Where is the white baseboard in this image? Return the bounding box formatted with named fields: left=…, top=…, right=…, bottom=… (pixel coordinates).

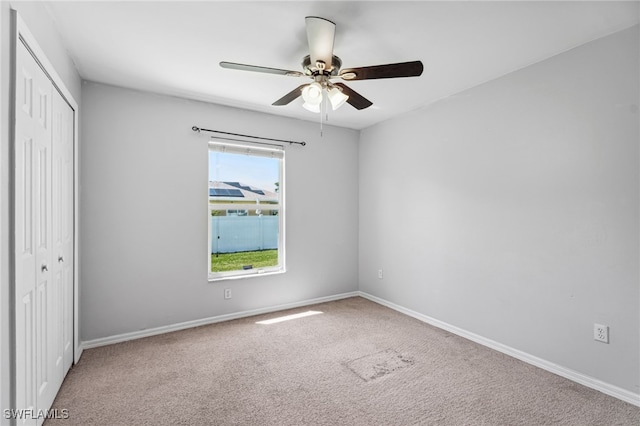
left=358, top=291, right=640, bottom=408
left=81, top=291, right=359, bottom=350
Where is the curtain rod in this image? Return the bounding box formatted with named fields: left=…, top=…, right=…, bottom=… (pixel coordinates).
left=192, top=126, right=306, bottom=146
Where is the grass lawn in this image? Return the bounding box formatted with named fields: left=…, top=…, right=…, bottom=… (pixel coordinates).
left=211, top=249, right=278, bottom=272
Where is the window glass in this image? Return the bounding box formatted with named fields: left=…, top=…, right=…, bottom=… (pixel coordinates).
left=208, top=141, right=284, bottom=280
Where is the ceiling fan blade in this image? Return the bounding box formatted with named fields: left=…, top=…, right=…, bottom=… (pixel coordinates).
left=220, top=61, right=303, bottom=77
left=334, top=83, right=373, bottom=110
left=305, top=16, right=335, bottom=69
left=272, top=84, right=309, bottom=106
left=339, top=61, right=424, bottom=80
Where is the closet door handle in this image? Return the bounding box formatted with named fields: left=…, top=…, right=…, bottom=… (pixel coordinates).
left=58, top=256, right=64, bottom=263
left=41, top=264, right=48, bottom=272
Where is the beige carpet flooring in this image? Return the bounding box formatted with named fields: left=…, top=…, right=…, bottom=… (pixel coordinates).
left=45, top=297, right=640, bottom=425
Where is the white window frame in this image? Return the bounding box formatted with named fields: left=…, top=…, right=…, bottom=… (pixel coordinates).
left=208, top=140, right=285, bottom=281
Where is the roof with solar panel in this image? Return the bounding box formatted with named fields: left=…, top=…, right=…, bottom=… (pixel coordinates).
left=208, top=181, right=277, bottom=202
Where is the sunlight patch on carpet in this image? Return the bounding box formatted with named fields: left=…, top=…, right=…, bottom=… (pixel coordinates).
left=345, top=349, right=415, bottom=382
left=255, top=310, right=323, bottom=325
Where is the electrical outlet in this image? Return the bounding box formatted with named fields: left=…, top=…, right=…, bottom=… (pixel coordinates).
left=594, top=323, right=609, bottom=343
left=378, top=269, right=383, bottom=279
left=224, top=288, right=232, bottom=300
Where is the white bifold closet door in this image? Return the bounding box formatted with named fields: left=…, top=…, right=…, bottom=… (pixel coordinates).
left=52, top=78, right=74, bottom=378
left=15, top=36, right=74, bottom=426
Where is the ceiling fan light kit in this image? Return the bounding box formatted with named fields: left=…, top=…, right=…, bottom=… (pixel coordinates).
left=302, top=82, right=323, bottom=106
left=327, top=87, right=348, bottom=110
left=220, top=15, right=424, bottom=122
left=302, top=102, right=321, bottom=113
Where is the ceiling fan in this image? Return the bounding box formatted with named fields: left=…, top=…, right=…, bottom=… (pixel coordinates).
left=220, top=16, right=424, bottom=113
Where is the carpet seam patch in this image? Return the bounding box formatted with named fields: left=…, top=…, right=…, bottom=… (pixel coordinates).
left=344, top=348, right=415, bottom=382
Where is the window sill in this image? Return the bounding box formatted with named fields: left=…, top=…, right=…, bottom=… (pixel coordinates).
left=208, top=268, right=285, bottom=283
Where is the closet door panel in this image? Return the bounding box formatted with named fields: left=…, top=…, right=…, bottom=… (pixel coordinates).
left=52, top=89, right=74, bottom=382
left=15, top=38, right=57, bottom=424
left=61, top=98, right=74, bottom=372
left=33, top=55, right=56, bottom=420
left=14, top=39, right=40, bottom=426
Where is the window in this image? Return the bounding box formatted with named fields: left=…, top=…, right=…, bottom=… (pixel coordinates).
left=208, top=140, right=285, bottom=280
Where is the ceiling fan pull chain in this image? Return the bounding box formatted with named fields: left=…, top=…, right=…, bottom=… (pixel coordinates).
left=320, top=104, right=323, bottom=137
left=324, top=92, right=328, bottom=122
left=320, top=94, right=325, bottom=137
left=325, top=96, right=329, bottom=123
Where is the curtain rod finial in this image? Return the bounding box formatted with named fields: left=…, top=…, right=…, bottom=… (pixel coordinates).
left=192, top=126, right=201, bottom=133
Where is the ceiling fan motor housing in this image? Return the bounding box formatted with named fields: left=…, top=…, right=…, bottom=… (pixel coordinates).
left=302, top=54, right=342, bottom=76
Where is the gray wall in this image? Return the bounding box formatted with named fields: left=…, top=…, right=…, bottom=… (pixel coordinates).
left=80, top=82, right=359, bottom=341
left=0, top=3, right=82, bottom=423
left=359, top=25, right=639, bottom=393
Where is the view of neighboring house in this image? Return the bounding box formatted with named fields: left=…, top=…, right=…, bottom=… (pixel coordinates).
left=209, top=181, right=279, bottom=216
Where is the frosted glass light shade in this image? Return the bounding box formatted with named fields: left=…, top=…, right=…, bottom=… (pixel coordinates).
left=302, top=82, right=323, bottom=105
left=302, top=102, right=320, bottom=113
left=327, top=87, right=348, bottom=110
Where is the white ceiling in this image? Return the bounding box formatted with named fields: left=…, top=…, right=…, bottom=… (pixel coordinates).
left=44, top=1, right=639, bottom=130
